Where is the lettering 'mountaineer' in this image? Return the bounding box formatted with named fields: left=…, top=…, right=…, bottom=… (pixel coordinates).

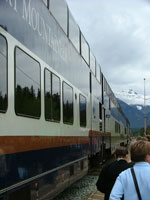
left=22, top=0, right=50, bottom=42
left=22, top=0, right=67, bottom=62
left=22, top=0, right=31, bottom=25
left=5, top=0, right=17, bottom=12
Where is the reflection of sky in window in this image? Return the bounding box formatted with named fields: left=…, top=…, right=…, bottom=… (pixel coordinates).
left=42, top=0, right=48, bottom=6
left=0, top=37, right=6, bottom=56
left=111, top=101, right=126, bottom=125
left=81, top=34, right=89, bottom=64
left=104, top=93, right=109, bottom=108
left=80, top=95, right=86, bottom=110
left=96, top=64, right=101, bottom=82
left=0, top=54, right=7, bottom=97
left=0, top=36, right=7, bottom=97
left=63, top=83, right=73, bottom=104
left=92, top=75, right=101, bottom=101
left=45, top=70, right=51, bottom=93
left=69, top=12, right=80, bottom=52
left=50, top=0, right=67, bottom=35
left=16, top=48, right=40, bottom=97
left=52, top=74, right=60, bottom=95
left=90, top=51, right=95, bottom=75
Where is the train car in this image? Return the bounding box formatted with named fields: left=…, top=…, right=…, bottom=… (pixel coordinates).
left=102, top=75, right=130, bottom=154
left=0, top=0, right=130, bottom=199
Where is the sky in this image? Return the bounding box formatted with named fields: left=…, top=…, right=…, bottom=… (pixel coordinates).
left=66, top=0, right=150, bottom=98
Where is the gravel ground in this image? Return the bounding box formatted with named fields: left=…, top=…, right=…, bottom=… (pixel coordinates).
left=53, top=175, right=98, bottom=200
left=53, top=158, right=114, bottom=200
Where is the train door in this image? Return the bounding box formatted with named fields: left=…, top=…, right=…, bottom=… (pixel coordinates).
left=89, top=72, right=102, bottom=156
left=103, top=107, right=106, bottom=133
left=90, top=96, right=100, bottom=155
left=91, top=96, right=99, bottom=131
left=99, top=102, right=102, bottom=131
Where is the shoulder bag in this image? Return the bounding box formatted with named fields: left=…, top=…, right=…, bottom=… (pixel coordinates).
left=131, top=167, right=142, bottom=200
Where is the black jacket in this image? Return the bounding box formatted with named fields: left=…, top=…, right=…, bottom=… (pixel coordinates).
left=96, top=160, right=133, bottom=200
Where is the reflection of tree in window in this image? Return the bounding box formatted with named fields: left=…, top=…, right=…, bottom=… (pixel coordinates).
left=15, top=48, right=41, bottom=118
left=52, top=74, right=60, bottom=121
left=45, top=69, right=52, bottom=120
left=63, top=82, right=73, bottom=124
left=45, top=69, right=60, bottom=122
left=80, top=94, right=86, bottom=127
left=0, top=35, right=7, bottom=112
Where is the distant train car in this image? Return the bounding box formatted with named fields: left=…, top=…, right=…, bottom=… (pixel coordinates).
left=102, top=75, right=130, bottom=154
left=0, top=0, right=130, bottom=199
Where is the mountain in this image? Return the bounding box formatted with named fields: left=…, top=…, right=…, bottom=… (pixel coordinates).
left=115, top=89, right=150, bottom=129
left=115, top=89, right=150, bottom=106
left=117, top=99, right=145, bottom=129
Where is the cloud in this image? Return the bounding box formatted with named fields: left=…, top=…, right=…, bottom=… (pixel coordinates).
left=66, top=0, right=150, bottom=96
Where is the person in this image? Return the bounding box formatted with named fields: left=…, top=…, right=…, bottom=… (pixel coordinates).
left=96, top=146, right=132, bottom=200
left=109, top=140, right=150, bottom=200
left=135, top=136, right=148, bottom=141
left=129, top=137, right=134, bottom=145
left=146, top=135, right=150, bottom=142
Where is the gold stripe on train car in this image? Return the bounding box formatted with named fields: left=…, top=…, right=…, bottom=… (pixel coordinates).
left=0, top=136, right=90, bottom=155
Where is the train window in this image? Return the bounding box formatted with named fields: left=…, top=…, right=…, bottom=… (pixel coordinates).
left=96, top=64, right=101, bottom=82
left=15, top=47, right=41, bottom=118
left=103, top=108, right=106, bottom=132
left=49, top=0, right=68, bottom=35
left=45, top=69, right=52, bottom=120
left=99, top=103, right=102, bottom=120
left=69, top=11, right=80, bottom=52
left=52, top=73, right=61, bottom=121
left=79, top=94, right=86, bottom=127
left=0, top=35, right=7, bottom=112
left=92, top=74, right=102, bottom=102
left=125, top=128, right=127, bottom=134
left=81, top=34, right=89, bottom=65
left=109, top=98, right=111, bottom=110
left=42, top=0, right=48, bottom=7
left=90, top=51, right=95, bottom=75
left=103, top=78, right=106, bottom=92
left=45, top=69, right=60, bottom=122
left=115, top=121, right=120, bottom=133
left=63, top=82, right=73, bottom=124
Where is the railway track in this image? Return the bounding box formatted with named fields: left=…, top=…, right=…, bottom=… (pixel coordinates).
left=53, top=157, right=114, bottom=200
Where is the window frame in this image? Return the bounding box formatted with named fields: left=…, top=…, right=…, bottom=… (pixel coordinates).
left=62, top=81, right=74, bottom=125
left=81, top=33, right=90, bottom=65
left=90, top=51, right=96, bottom=75
left=68, top=11, right=80, bottom=52
left=79, top=94, right=87, bottom=127
left=42, top=0, right=49, bottom=8
left=96, top=63, right=101, bottom=83
left=49, top=0, right=68, bottom=35
left=44, top=68, right=61, bottom=123
left=0, top=34, right=8, bottom=113
left=14, top=46, right=41, bottom=119
left=115, top=121, right=120, bottom=133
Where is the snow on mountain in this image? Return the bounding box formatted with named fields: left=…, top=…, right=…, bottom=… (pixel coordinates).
left=136, top=105, right=142, bottom=110
left=115, top=89, right=150, bottom=106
